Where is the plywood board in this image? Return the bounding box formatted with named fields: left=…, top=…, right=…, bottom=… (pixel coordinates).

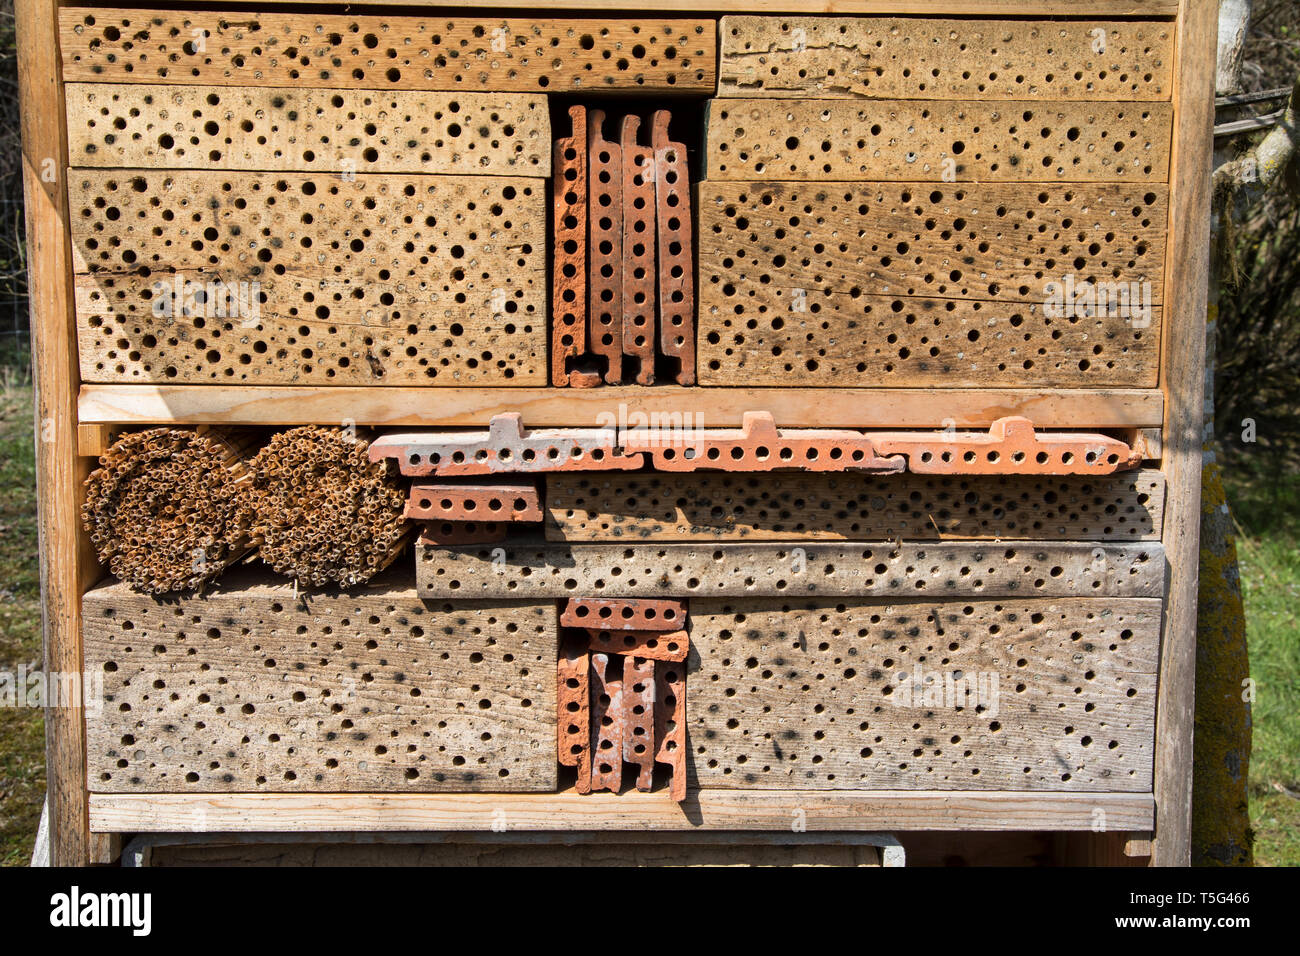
left=83, top=571, right=558, bottom=792
left=544, top=469, right=1165, bottom=541
left=70, top=170, right=546, bottom=385
left=60, top=10, right=716, bottom=93
left=688, top=597, right=1160, bottom=790
left=704, top=100, right=1172, bottom=182
left=717, top=17, right=1173, bottom=100
left=416, top=539, right=1165, bottom=599
left=66, top=83, right=550, bottom=174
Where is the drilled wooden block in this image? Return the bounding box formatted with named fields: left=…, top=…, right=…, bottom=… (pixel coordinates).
left=590, top=653, right=623, bottom=792
left=552, top=105, right=587, bottom=387
left=561, top=597, right=686, bottom=631
left=558, top=636, right=592, bottom=793
left=405, top=483, right=542, bottom=522
left=653, top=110, right=695, bottom=385
left=655, top=660, right=687, bottom=802
left=67, top=83, right=550, bottom=174
left=717, top=17, right=1173, bottom=101
left=698, top=181, right=1167, bottom=310
left=621, top=115, right=657, bottom=385
left=417, top=540, right=1166, bottom=600
left=587, top=629, right=688, bottom=663
left=698, top=293, right=1161, bottom=388
left=705, top=100, right=1172, bottom=182
left=623, top=656, right=656, bottom=791
left=588, top=110, right=623, bottom=384
left=62, top=11, right=717, bottom=92
left=689, top=597, right=1160, bottom=790
left=70, top=170, right=545, bottom=385
left=83, top=572, right=558, bottom=792
left=545, top=469, right=1165, bottom=542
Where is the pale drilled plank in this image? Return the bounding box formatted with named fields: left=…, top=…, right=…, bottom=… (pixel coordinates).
left=704, top=100, right=1172, bottom=182
left=70, top=170, right=546, bottom=385
left=66, top=83, right=550, bottom=174
left=88, top=790, right=1157, bottom=834
left=544, top=469, right=1165, bottom=542
left=60, top=9, right=716, bottom=93
left=82, top=570, right=558, bottom=792
left=717, top=17, right=1173, bottom=100
left=416, top=539, right=1165, bottom=599
left=689, top=597, right=1160, bottom=790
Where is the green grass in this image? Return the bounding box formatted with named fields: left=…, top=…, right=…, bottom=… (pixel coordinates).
left=0, top=371, right=44, bottom=866
left=1223, top=454, right=1300, bottom=867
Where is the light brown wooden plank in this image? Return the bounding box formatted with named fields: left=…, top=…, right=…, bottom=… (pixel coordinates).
left=77, top=385, right=1166, bottom=428
left=178, top=2, right=1180, bottom=14
left=705, top=100, right=1172, bottom=182
left=60, top=10, right=716, bottom=93
left=66, top=83, right=550, bottom=175
left=416, top=540, right=1165, bottom=599
left=1153, top=0, right=1215, bottom=868
left=544, top=469, right=1165, bottom=541
left=82, top=570, right=557, bottom=792
left=88, top=789, right=1157, bottom=833
left=689, top=597, right=1160, bottom=790
left=69, top=169, right=546, bottom=385
left=697, top=181, right=1168, bottom=311
left=717, top=17, right=1173, bottom=101
left=17, top=0, right=93, bottom=866
left=700, top=294, right=1161, bottom=388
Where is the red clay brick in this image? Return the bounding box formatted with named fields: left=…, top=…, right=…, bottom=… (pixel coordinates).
left=589, top=652, right=623, bottom=793
left=655, top=660, right=687, bottom=802
left=562, top=597, right=687, bottom=632
left=867, top=416, right=1143, bottom=475
left=416, top=521, right=508, bottom=546
left=558, top=637, right=592, bottom=794
left=551, top=105, right=588, bottom=387
left=369, top=414, right=644, bottom=477
left=653, top=110, right=695, bottom=386
left=620, top=115, right=657, bottom=385
left=623, top=656, right=656, bottom=792
left=405, top=482, right=542, bottom=522
left=588, top=109, right=624, bottom=385
left=623, top=411, right=905, bottom=473
left=586, top=628, right=687, bottom=663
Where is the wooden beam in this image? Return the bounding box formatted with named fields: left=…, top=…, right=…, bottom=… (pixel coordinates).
left=78, top=385, right=1165, bottom=428
left=17, top=0, right=92, bottom=866
left=89, top=790, right=1155, bottom=833
left=1152, top=0, right=1215, bottom=868
left=217, top=2, right=1179, bottom=14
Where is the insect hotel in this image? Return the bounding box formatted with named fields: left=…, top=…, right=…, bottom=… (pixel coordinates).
left=18, top=0, right=1213, bottom=865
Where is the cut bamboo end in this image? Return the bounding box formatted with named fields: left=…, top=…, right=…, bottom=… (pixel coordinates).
left=81, top=427, right=260, bottom=594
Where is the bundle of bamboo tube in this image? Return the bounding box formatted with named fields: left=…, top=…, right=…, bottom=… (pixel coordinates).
left=81, top=427, right=259, bottom=593
left=242, top=426, right=410, bottom=587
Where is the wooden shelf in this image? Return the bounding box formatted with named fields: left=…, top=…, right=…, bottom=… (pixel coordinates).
left=90, top=790, right=1155, bottom=834
left=78, top=385, right=1164, bottom=429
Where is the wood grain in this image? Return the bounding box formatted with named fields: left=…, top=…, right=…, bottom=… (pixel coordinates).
left=717, top=17, right=1173, bottom=101
left=83, top=571, right=558, bottom=792
left=544, top=469, right=1166, bottom=541
left=67, top=83, right=550, bottom=175
left=689, top=597, right=1161, bottom=790
left=60, top=10, right=716, bottom=93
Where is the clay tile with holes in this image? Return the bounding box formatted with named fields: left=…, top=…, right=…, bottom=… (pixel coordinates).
left=588, top=109, right=623, bottom=385
left=551, top=105, right=587, bottom=387
left=866, top=416, right=1143, bottom=475
left=621, top=115, right=657, bottom=385
left=623, top=656, right=656, bottom=792
left=562, top=597, right=687, bottom=632
left=623, top=411, right=905, bottom=473
left=590, top=653, right=623, bottom=793
left=586, top=628, right=688, bottom=663
left=416, top=521, right=508, bottom=547
left=652, top=110, right=696, bottom=386
left=368, top=414, right=644, bottom=477
left=404, top=483, right=542, bottom=522
left=558, top=637, right=592, bottom=794
left=655, top=660, right=687, bottom=802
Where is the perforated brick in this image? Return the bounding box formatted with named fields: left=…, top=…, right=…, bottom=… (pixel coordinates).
left=621, top=114, right=657, bottom=385
left=586, top=629, right=688, bottom=663
left=588, top=109, right=623, bottom=384
left=562, top=597, right=687, bottom=631
left=655, top=660, right=687, bottom=802
left=405, top=483, right=542, bottom=522
left=653, top=110, right=696, bottom=385
left=623, top=656, right=657, bottom=792
left=590, top=652, right=623, bottom=793
left=552, top=105, right=588, bottom=387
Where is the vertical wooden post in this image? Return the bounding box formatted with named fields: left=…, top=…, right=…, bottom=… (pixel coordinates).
left=1153, top=0, right=1217, bottom=867
left=16, top=0, right=93, bottom=865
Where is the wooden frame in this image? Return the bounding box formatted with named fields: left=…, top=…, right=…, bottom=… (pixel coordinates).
left=20, top=0, right=1210, bottom=865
